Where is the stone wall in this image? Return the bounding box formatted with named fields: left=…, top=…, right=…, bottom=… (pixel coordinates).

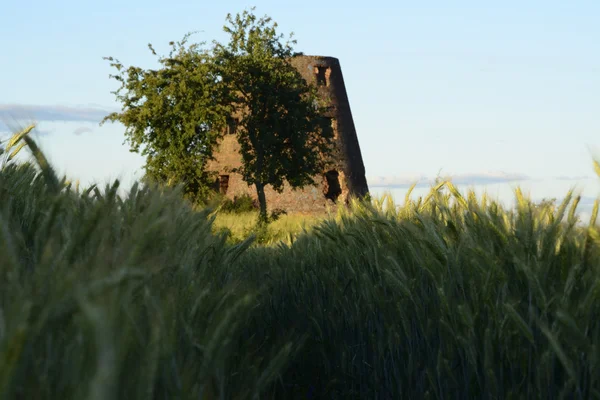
left=206, top=55, right=369, bottom=214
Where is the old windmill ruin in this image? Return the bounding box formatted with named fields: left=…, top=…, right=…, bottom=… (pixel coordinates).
left=206, top=55, right=369, bottom=213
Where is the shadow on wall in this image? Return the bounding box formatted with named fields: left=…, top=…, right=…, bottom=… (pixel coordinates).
left=212, top=169, right=344, bottom=204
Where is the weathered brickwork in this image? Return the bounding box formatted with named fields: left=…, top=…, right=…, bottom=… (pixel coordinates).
left=207, top=55, right=369, bottom=214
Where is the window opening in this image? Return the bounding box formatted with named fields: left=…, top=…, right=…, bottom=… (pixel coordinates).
left=314, top=66, right=330, bottom=86
left=323, top=170, right=341, bottom=201
left=226, top=117, right=237, bottom=135
left=219, top=175, right=230, bottom=194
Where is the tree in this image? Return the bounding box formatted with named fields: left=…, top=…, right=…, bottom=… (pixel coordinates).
left=102, top=9, right=334, bottom=221
left=213, top=9, right=335, bottom=223
left=101, top=34, right=231, bottom=204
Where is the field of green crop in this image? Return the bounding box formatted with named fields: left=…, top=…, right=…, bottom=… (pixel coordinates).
left=2, top=128, right=600, bottom=399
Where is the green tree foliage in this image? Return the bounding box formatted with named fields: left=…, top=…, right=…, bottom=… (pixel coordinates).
left=103, top=9, right=334, bottom=220
left=101, top=34, right=231, bottom=204
left=213, top=9, right=335, bottom=223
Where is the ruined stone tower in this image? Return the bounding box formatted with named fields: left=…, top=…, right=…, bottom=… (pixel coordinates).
left=207, top=55, right=369, bottom=213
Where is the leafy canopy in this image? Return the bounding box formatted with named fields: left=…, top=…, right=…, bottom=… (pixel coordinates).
left=102, top=34, right=230, bottom=203
left=103, top=8, right=334, bottom=219
left=214, top=9, right=334, bottom=193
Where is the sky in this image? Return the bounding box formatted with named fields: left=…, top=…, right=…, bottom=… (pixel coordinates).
left=1, top=1, right=599, bottom=218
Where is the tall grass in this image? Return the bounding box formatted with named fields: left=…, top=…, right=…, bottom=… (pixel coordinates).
left=2, top=125, right=600, bottom=398
left=0, top=126, right=293, bottom=399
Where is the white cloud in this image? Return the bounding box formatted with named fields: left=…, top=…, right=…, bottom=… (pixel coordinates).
left=367, top=171, right=530, bottom=187
left=73, top=126, right=94, bottom=136
left=0, top=103, right=117, bottom=131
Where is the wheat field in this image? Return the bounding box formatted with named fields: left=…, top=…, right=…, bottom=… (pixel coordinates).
left=2, top=125, right=600, bottom=399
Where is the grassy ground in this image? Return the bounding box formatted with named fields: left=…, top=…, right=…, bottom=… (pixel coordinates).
left=211, top=210, right=325, bottom=244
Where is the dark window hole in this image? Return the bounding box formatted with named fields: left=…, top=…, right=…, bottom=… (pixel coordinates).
left=226, top=118, right=237, bottom=135
left=219, top=175, right=229, bottom=194
left=323, top=170, right=341, bottom=201
left=315, top=66, right=329, bottom=86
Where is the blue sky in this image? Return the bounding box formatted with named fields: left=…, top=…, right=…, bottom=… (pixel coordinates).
left=1, top=1, right=600, bottom=217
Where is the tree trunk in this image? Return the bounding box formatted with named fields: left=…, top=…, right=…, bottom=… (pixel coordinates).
left=255, top=181, right=268, bottom=224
